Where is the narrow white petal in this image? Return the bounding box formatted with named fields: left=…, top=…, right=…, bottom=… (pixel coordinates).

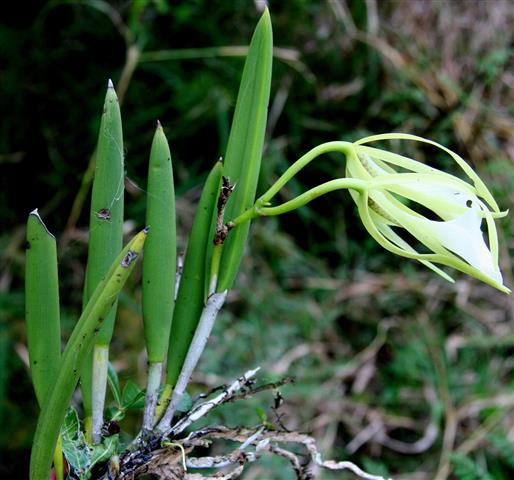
left=373, top=175, right=478, bottom=220
left=422, top=210, right=502, bottom=285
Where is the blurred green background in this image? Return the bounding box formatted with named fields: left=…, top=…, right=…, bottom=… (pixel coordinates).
left=1, top=1, right=513, bottom=478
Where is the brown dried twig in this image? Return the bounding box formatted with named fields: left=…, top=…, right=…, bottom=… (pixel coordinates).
left=96, top=368, right=391, bottom=480
left=213, top=175, right=235, bottom=245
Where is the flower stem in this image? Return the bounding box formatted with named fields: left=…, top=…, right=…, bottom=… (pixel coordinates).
left=228, top=141, right=357, bottom=228
left=260, top=141, right=353, bottom=203
left=261, top=179, right=367, bottom=216
left=230, top=178, right=367, bottom=228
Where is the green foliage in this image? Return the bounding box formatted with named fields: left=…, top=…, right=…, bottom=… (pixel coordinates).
left=175, top=391, right=192, bottom=413
left=84, top=82, right=124, bottom=346
left=142, top=124, right=176, bottom=364
left=488, top=432, right=514, bottom=469
left=361, top=459, right=390, bottom=479
left=25, top=211, right=61, bottom=407
left=61, top=407, right=119, bottom=480
left=1, top=2, right=512, bottom=478
left=61, top=408, right=90, bottom=477
left=106, top=363, right=122, bottom=408
left=166, top=160, right=222, bottom=387
left=449, top=453, right=495, bottom=480
left=120, top=380, right=146, bottom=410
left=105, top=378, right=150, bottom=423
left=30, top=230, right=146, bottom=480
left=217, top=8, right=273, bottom=291
left=80, top=83, right=125, bottom=424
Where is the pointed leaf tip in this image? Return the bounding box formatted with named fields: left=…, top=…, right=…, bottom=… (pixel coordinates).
left=260, top=4, right=271, bottom=23
left=107, top=78, right=114, bottom=89
left=156, top=119, right=162, bottom=128
left=29, top=209, right=54, bottom=238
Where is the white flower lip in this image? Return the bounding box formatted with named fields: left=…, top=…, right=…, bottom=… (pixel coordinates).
left=425, top=209, right=503, bottom=286
left=346, top=134, right=509, bottom=293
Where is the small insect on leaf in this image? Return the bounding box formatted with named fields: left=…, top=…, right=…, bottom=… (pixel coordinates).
left=121, top=251, right=138, bottom=268
left=96, top=209, right=111, bottom=221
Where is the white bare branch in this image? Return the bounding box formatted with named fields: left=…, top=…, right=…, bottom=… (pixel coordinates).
left=156, top=291, right=228, bottom=433
left=169, top=367, right=261, bottom=437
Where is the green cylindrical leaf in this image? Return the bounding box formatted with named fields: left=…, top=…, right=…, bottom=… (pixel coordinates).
left=166, top=159, right=222, bottom=387
left=85, top=80, right=124, bottom=345
left=216, top=9, right=273, bottom=291
left=81, top=81, right=124, bottom=420
left=30, top=229, right=147, bottom=480
left=25, top=209, right=61, bottom=406
left=143, top=123, right=176, bottom=363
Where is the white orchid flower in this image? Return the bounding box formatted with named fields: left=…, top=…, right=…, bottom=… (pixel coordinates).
left=231, top=132, right=508, bottom=292
left=346, top=133, right=509, bottom=292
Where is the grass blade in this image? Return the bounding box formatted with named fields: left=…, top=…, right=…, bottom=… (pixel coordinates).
left=30, top=228, right=147, bottom=480
left=216, top=8, right=273, bottom=291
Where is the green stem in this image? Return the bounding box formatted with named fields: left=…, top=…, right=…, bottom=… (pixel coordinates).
left=116, top=43, right=141, bottom=105
left=231, top=178, right=367, bottom=227
left=263, top=178, right=367, bottom=216
left=260, top=141, right=353, bottom=203
left=228, top=203, right=260, bottom=227
left=228, top=142, right=357, bottom=228
left=139, top=45, right=298, bottom=63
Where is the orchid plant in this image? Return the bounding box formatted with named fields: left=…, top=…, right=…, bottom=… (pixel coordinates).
left=25, top=8, right=509, bottom=480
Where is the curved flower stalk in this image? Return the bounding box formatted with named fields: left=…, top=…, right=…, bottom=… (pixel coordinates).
left=229, top=133, right=509, bottom=293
